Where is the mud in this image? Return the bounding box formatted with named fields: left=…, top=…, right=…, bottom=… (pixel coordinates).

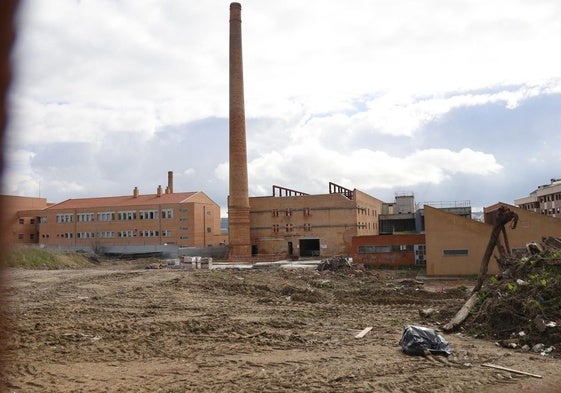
left=1, top=265, right=560, bottom=392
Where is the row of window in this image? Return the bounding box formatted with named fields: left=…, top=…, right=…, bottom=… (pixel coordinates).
left=357, top=245, right=468, bottom=256
left=51, top=230, right=174, bottom=239
left=540, top=193, right=561, bottom=202
left=358, top=207, right=378, bottom=217
left=18, top=218, right=36, bottom=225
left=272, top=223, right=313, bottom=233
left=541, top=208, right=561, bottom=215
left=54, top=208, right=175, bottom=224
left=272, top=208, right=311, bottom=217
left=358, top=245, right=411, bottom=253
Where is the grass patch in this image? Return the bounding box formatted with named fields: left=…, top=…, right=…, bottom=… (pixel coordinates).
left=3, top=247, right=98, bottom=269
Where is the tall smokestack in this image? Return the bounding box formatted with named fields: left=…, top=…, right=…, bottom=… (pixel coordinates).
left=228, top=2, right=251, bottom=260
left=167, top=171, right=174, bottom=194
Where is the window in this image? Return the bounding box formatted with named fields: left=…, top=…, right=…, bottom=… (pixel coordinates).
left=443, top=249, right=469, bottom=256
left=303, top=208, right=311, bottom=217
left=180, top=226, right=188, bottom=230
left=272, top=209, right=279, bottom=217
left=118, top=211, right=137, bottom=220
left=161, top=209, right=173, bottom=219
left=30, top=218, right=35, bottom=224
left=285, top=208, right=292, bottom=217
left=56, top=213, right=74, bottom=223
left=77, top=213, right=94, bottom=222
left=162, top=230, right=171, bottom=237
left=98, top=212, right=115, bottom=221
left=139, top=210, right=159, bottom=220
left=40, top=216, right=47, bottom=224
left=30, top=234, right=35, bottom=240
left=207, top=227, right=211, bottom=233
left=303, top=223, right=312, bottom=231
left=285, top=224, right=294, bottom=232
left=18, top=218, right=24, bottom=224
left=272, top=224, right=280, bottom=233
left=18, top=234, right=24, bottom=240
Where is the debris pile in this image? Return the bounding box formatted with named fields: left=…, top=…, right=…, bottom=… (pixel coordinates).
left=316, top=255, right=352, bottom=271
left=464, top=236, right=561, bottom=355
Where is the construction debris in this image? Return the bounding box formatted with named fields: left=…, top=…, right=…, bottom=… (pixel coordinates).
left=317, top=255, right=352, bottom=271
left=444, top=235, right=561, bottom=357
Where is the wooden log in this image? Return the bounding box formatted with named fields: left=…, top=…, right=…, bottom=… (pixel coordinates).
left=482, top=363, right=542, bottom=378
left=442, top=292, right=478, bottom=332
left=355, top=326, right=373, bottom=339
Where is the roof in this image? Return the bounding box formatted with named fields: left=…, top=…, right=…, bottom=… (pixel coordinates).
left=45, top=192, right=199, bottom=210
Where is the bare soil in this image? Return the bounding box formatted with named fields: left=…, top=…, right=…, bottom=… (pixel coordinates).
left=1, top=264, right=560, bottom=392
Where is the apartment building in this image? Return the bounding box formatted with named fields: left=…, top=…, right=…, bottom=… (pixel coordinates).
left=248, top=182, right=384, bottom=259
left=515, top=178, right=561, bottom=218
left=30, top=187, right=224, bottom=252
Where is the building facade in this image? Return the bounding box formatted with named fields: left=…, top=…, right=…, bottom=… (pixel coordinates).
left=248, top=183, right=384, bottom=259
left=0, top=195, right=48, bottom=246
left=425, top=203, right=561, bottom=276
left=515, top=178, right=561, bottom=218
left=30, top=189, right=225, bottom=251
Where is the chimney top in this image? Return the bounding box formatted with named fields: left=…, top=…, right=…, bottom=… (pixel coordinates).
left=157, top=185, right=163, bottom=197
left=133, top=187, right=139, bottom=198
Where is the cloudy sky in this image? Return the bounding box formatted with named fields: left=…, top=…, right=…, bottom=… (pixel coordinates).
left=4, top=0, right=561, bottom=215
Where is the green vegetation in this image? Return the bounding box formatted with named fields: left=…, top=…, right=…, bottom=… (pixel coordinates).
left=2, top=247, right=98, bottom=269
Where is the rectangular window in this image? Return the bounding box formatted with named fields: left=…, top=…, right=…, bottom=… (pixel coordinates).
left=18, top=234, right=24, bottom=240
left=18, top=218, right=24, bottom=224
left=304, top=223, right=312, bottom=231
left=303, top=208, right=311, bottom=216
left=285, top=208, right=292, bottom=217
left=56, top=213, right=74, bottom=223
left=272, top=209, right=279, bottom=217
left=272, top=224, right=280, bottom=233
left=40, top=216, right=48, bottom=224
left=161, top=208, right=173, bottom=219
left=139, top=210, right=159, bottom=220
left=207, top=227, right=211, bottom=233
left=77, top=213, right=94, bottom=222
left=443, top=249, right=469, bottom=256
left=30, top=218, right=35, bottom=224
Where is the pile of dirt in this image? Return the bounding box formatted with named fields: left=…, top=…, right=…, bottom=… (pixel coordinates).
left=463, top=237, right=561, bottom=355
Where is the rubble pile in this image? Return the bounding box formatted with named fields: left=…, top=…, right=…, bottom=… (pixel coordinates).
left=316, top=255, right=352, bottom=271
left=465, top=237, right=561, bottom=354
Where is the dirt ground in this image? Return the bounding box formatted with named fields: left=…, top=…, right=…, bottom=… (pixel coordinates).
left=1, top=263, right=560, bottom=393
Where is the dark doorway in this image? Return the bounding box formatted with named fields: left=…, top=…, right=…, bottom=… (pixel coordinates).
left=251, top=245, right=258, bottom=256
left=299, top=238, right=320, bottom=257
left=287, top=241, right=293, bottom=256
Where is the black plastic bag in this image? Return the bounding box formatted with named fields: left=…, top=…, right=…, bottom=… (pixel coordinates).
left=400, top=325, right=452, bottom=356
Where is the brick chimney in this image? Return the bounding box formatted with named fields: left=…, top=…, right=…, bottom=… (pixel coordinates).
left=228, top=2, right=251, bottom=260
left=167, top=171, right=174, bottom=194
left=157, top=185, right=163, bottom=197
left=133, top=186, right=139, bottom=198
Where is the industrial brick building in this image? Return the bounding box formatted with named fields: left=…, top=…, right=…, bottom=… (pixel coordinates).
left=515, top=178, right=561, bottom=218
left=248, top=183, right=384, bottom=259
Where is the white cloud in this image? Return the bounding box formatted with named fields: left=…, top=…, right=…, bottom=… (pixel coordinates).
left=5, top=0, right=561, bottom=209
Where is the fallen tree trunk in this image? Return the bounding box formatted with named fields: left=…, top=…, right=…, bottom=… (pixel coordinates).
left=442, top=292, right=478, bottom=332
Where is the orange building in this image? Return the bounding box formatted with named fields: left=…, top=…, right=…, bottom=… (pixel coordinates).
left=0, top=195, right=48, bottom=246
left=30, top=188, right=225, bottom=252
left=248, top=183, right=384, bottom=259
left=425, top=203, right=561, bottom=276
